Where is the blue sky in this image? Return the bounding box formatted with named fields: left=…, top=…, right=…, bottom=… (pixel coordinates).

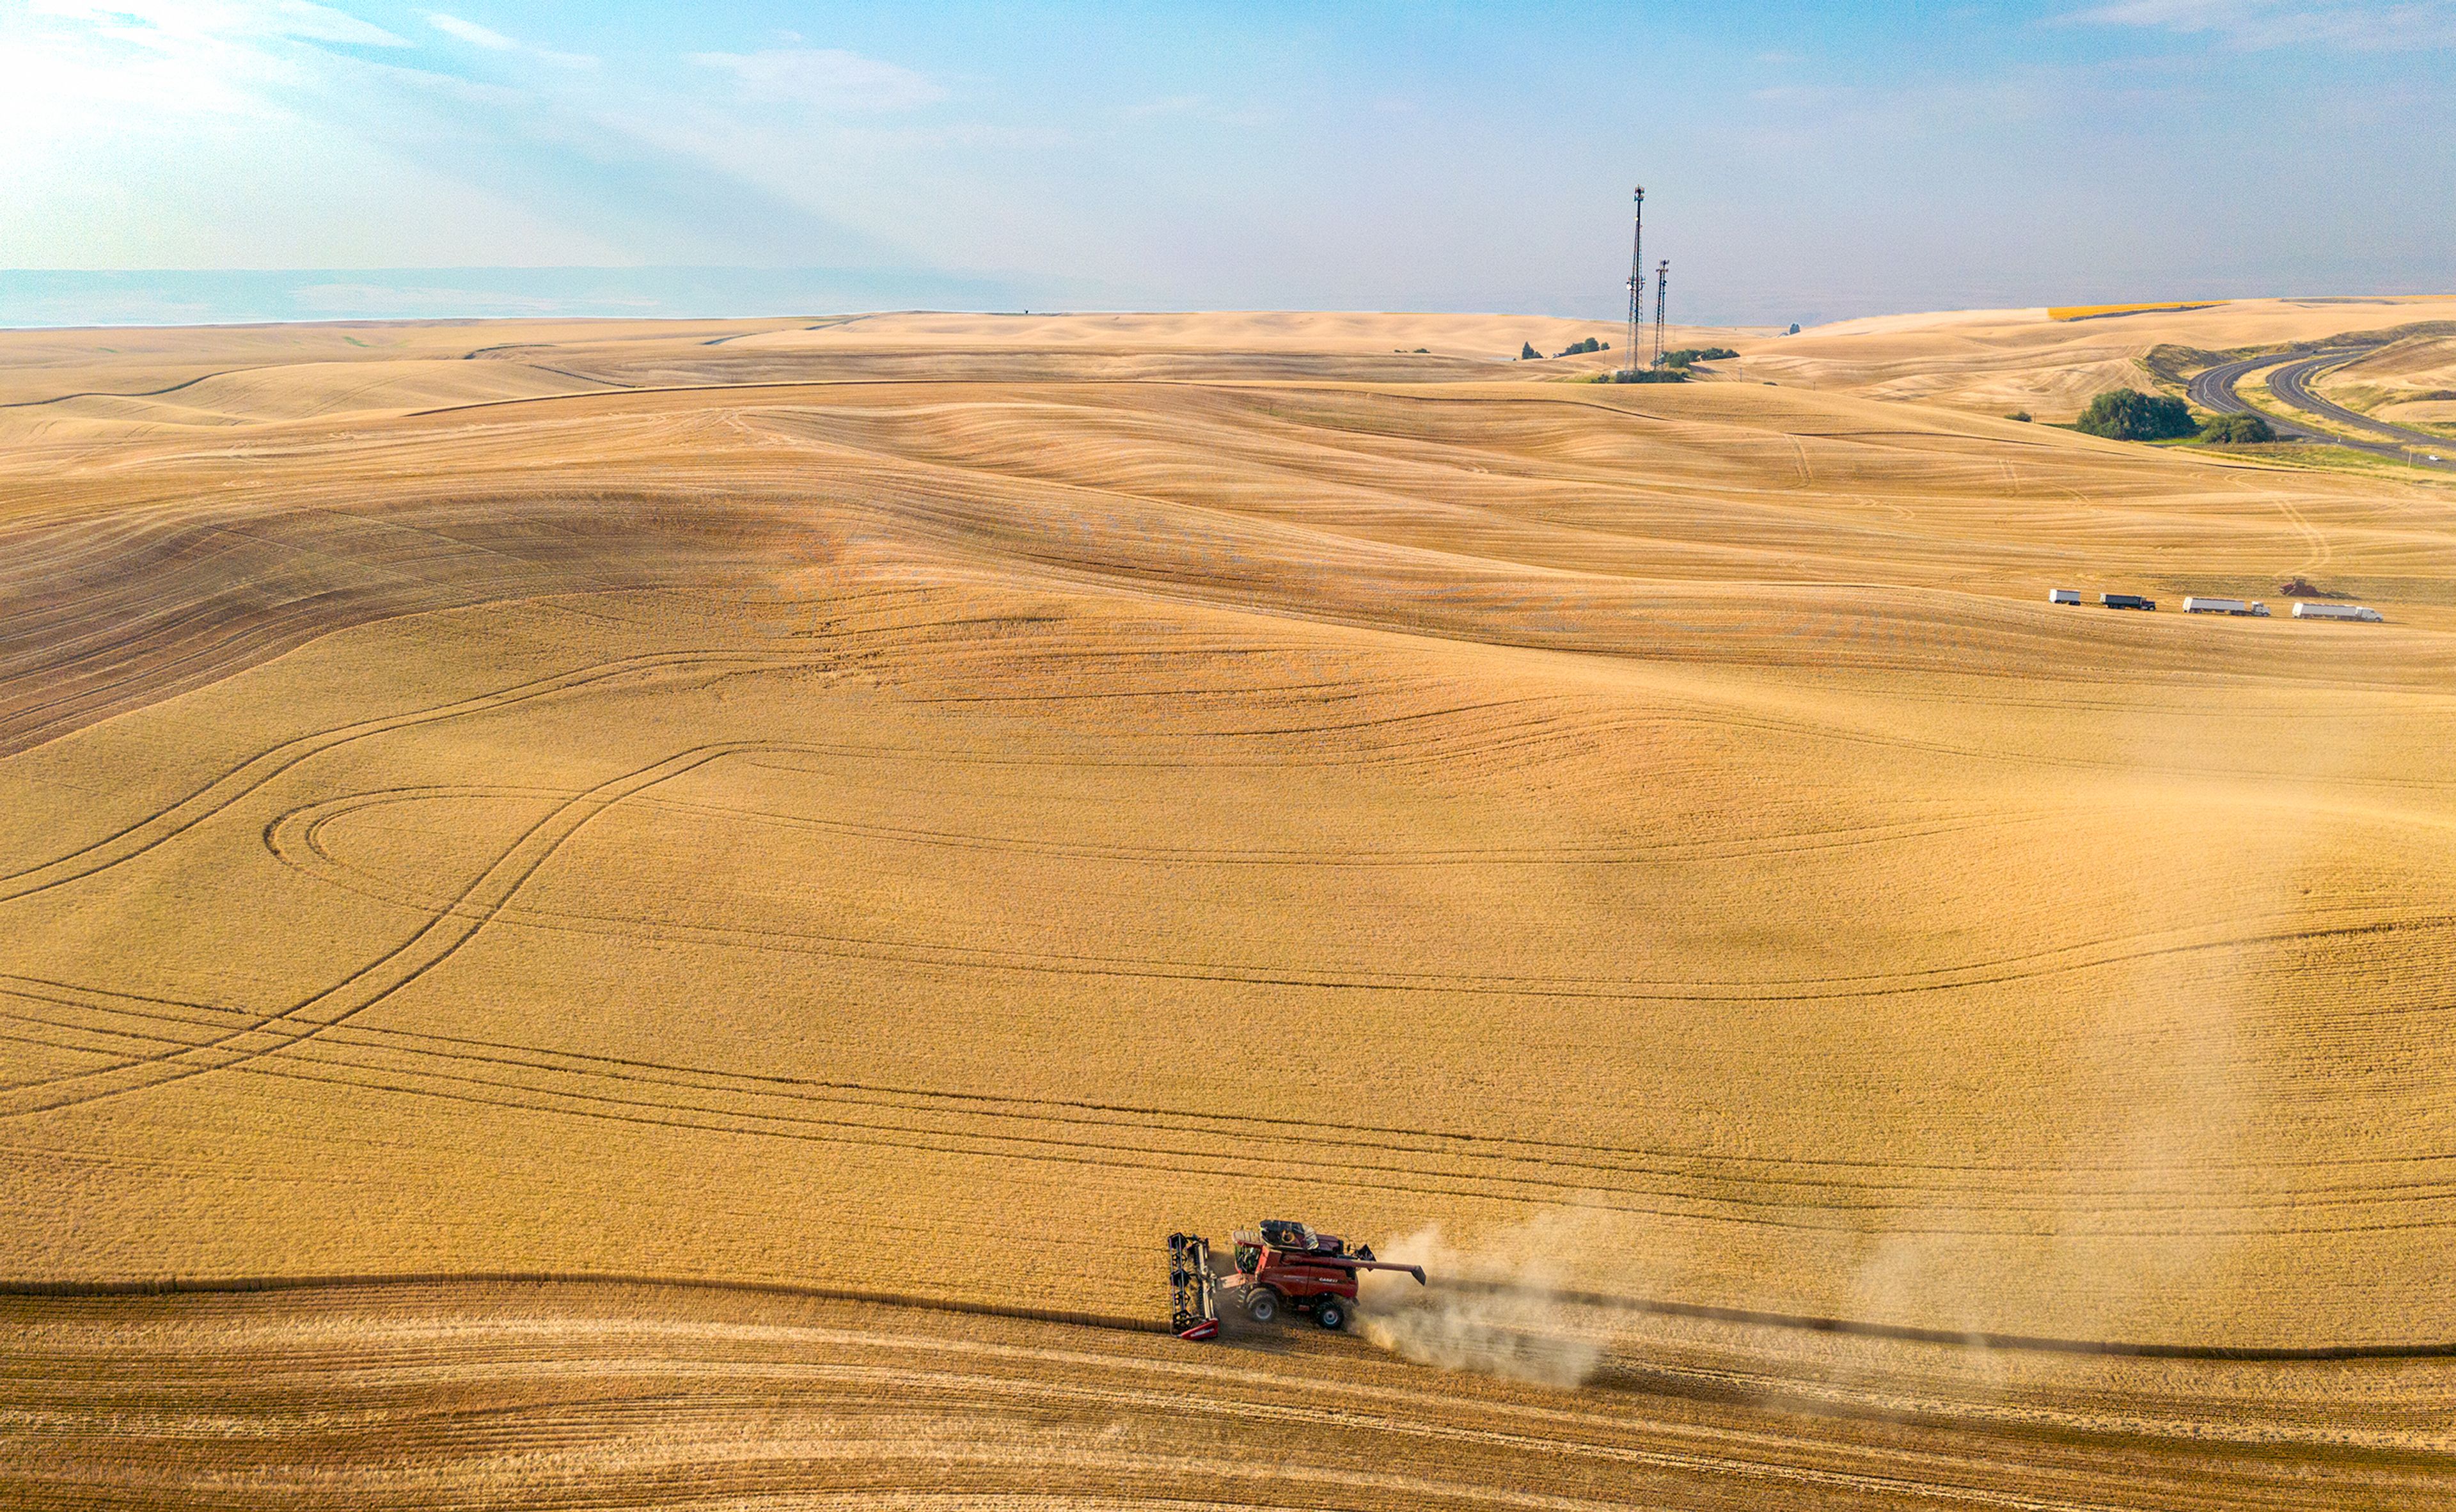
left=4, top=1, right=2452, bottom=325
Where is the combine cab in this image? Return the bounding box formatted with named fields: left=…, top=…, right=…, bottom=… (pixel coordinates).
left=1167, top=1220, right=1424, bottom=1337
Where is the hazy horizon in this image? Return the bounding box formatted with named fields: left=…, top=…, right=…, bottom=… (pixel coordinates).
left=8, top=267, right=2455, bottom=335
left=8, top=2, right=2455, bottom=328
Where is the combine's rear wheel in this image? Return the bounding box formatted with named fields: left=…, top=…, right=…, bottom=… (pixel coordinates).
left=1315, top=1298, right=1348, bottom=1330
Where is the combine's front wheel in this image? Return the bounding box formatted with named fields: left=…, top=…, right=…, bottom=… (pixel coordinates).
left=1244, top=1289, right=1279, bottom=1323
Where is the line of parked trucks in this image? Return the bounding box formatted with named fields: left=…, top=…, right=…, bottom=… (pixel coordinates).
left=2047, top=588, right=2383, bottom=622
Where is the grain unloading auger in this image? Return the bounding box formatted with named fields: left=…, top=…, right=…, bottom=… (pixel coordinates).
left=1170, top=1220, right=1425, bottom=1339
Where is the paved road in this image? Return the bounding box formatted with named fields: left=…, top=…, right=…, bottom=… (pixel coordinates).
left=2189, top=348, right=2456, bottom=472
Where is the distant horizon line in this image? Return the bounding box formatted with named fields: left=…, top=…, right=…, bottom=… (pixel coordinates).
left=5, top=267, right=2449, bottom=336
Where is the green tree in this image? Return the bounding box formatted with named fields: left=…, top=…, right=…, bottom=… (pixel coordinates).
left=1520, top=342, right=1540, bottom=360
left=2075, top=389, right=2197, bottom=441
left=2198, top=413, right=2274, bottom=443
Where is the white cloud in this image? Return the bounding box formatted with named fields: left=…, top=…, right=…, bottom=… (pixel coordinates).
left=426, top=12, right=515, bottom=49
left=31, top=0, right=409, bottom=48
left=265, top=0, right=405, bottom=46
left=2064, top=0, right=2456, bottom=50
left=425, top=10, right=595, bottom=67
left=0, top=0, right=624, bottom=264
left=690, top=47, right=943, bottom=113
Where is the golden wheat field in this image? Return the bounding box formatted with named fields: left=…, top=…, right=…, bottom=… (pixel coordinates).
left=4, top=308, right=2455, bottom=1508
left=1744, top=295, right=2456, bottom=419
left=2317, top=336, right=2456, bottom=430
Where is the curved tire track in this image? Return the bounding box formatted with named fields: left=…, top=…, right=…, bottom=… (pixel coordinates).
left=0, top=742, right=791, bottom=1117
left=0, top=650, right=803, bottom=906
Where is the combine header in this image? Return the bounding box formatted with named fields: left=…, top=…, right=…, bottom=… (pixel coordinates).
left=1168, top=1220, right=1424, bottom=1338
left=1167, top=1232, right=1220, bottom=1340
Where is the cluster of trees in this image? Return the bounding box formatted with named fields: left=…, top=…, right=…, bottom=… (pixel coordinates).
left=2199, top=413, right=2276, bottom=444
left=2075, top=390, right=2198, bottom=441
left=1515, top=340, right=1739, bottom=368
left=1520, top=337, right=1613, bottom=359
left=2078, top=389, right=2278, bottom=445
left=1591, top=369, right=1688, bottom=384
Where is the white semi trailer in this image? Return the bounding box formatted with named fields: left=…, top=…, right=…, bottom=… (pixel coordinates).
left=2184, top=597, right=2270, bottom=616
left=2292, top=602, right=2384, bottom=622
left=2048, top=588, right=2082, bottom=605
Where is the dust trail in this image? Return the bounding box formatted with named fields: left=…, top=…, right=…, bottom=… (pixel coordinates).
left=1355, top=1214, right=1605, bottom=1388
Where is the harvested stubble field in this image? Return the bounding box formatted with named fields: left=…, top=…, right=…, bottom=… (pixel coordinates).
left=1741, top=295, right=2456, bottom=420
left=3, top=309, right=2453, bottom=1508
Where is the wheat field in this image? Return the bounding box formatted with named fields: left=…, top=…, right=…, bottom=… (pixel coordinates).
left=3, top=309, right=2452, bottom=1508
left=2318, top=335, right=2456, bottom=429
left=1744, top=295, right=2456, bottom=418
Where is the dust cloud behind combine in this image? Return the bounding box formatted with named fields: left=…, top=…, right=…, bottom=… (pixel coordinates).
left=4, top=306, right=2454, bottom=1508
left=1360, top=1216, right=1609, bottom=1387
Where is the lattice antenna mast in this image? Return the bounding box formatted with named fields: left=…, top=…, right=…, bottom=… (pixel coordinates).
left=1653, top=260, right=1669, bottom=367
left=1624, top=187, right=1644, bottom=377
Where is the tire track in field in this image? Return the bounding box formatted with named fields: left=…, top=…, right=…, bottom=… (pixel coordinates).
left=0, top=1285, right=2142, bottom=1512
left=14, top=1270, right=2456, bottom=1371
left=249, top=785, right=2456, bottom=1009
left=0, top=651, right=796, bottom=906
left=0, top=743, right=806, bottom=1117
left=274, top=778, right=2050, bottom=871
left=9, top=973, right=2455, bottom=1238
left=10, top=968, right=2441, bottom=1179
left=6, top=1280, right=2454, bottom=1512
left=0, top=368, right=248, bottom=410
left=0, top=585, right=1043, bottom=897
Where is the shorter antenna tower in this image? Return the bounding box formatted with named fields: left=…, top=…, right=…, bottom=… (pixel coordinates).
left=1652, top=260, right=1669, bottom=367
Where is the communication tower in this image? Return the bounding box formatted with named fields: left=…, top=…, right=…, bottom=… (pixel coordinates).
left=1653, top=260, right=1669, bottom=367
left=1623, top=187, right=1644, bottom=377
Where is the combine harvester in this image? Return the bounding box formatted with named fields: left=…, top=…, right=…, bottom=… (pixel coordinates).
left=1169, top=1220, right=1426, bottom=1339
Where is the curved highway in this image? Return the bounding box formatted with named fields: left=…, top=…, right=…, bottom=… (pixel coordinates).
left=2189, top=347, right=2456, bottom=471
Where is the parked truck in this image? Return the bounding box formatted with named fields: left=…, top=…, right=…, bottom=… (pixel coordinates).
left=2048, top=588, right=2083, bottom=605
left=2183, top=597, right=2270, bottom=617
left=2292, top=602, right=2384, bottom=622
left=2100, top=593, right=2157, bottom=611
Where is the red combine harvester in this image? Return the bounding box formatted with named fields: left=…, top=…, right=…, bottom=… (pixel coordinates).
left=1169, top=1220, right=1425, bottom=1339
